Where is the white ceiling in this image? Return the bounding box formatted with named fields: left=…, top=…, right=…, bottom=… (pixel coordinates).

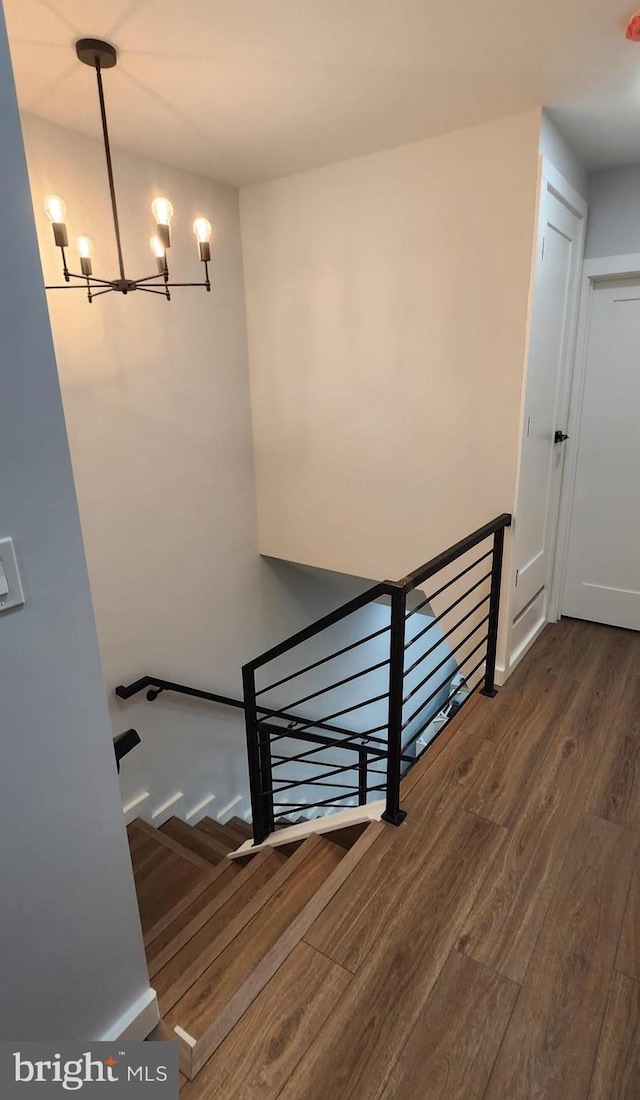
left=4, top=0, right=640, bottom=186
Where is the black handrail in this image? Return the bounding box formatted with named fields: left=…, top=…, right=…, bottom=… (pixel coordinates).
left=243, top=513, right=511, bottom=842
left=113, top=728, right=140, bottom=773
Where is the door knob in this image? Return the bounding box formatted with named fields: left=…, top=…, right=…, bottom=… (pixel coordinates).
left=554, top=430, right=569, bottom=444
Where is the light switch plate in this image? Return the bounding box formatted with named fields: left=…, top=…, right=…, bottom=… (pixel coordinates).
left=0, top=538, right=25, bottom=612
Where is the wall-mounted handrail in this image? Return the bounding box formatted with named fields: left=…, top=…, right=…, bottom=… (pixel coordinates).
left=113, top=728, right=140, bottom=773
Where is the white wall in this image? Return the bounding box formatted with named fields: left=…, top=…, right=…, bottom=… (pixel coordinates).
left=584, top=163, right=640, bottom=258
left=240, top=110, right=541, bottom=585
left=0, top=8, right=152, bottom=1040
left=20, top=113, right=383, bottom=824
left=539, top=112, right=588, bottom=199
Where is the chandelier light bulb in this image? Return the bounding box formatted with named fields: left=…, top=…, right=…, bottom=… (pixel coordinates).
left=152, top=196, right=173, bottom=249
left=44, top=195, right=67, bottom=224
left=150, top=235, right=165, bottom=258
left=193, top=218, right=212, bottom=244
left=44, top=195, right=69, bottom=248
left=77, top=235, right=93, bottom=277
left=150, top=234, right=167, bottom=273
left=193, top=217, right=212, bottom=263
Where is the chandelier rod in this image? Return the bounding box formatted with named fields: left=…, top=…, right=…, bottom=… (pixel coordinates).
left=94, top=55, right=126, bottom=281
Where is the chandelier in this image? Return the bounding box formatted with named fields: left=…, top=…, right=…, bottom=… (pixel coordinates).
left=44, top=39, right=212, bottom=303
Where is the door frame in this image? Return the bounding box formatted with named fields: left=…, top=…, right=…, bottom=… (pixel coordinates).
left=502, top=158, right=587, bottom=679
left=551, top=251, right=640, bottom=620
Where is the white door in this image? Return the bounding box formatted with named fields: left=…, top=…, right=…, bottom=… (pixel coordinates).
left=562, top=278, right=640, bottom=630
left=511, top=167, right=586, bottom=658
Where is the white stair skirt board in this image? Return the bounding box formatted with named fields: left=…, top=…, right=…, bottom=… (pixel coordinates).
left=99, top=987, right=159, bottom=1042
left=151, top=791, right=184, bottom=826
left=123, top=791, right=151, bottom=826
left=215, top=794, right=243, bottom=822
left=228, top=799, right=386, bottom=859
left=185, top=794, right=216, bottom=824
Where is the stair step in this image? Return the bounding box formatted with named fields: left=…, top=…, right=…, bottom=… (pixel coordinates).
left=165, top=836, right=344, bottom=1035
left=127, top=820, right=213, bottom=935
left=161, top=817, right=232, bottom=864
left=151, top=848, right=287, bottom=987
left=228, top=816, right=253, bottom=841
left=144, top=859, right=239, bottom=950
left=196, top=817, right=244, bottom=851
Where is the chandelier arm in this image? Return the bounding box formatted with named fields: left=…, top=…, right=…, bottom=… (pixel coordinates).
left=95, top=57, right=126, bottom=282
left=53, top=268, right=116, bottom=287
left=88, top=286, right=116, bottom=298
left=134, top=271, right=171, bottom=285
left=163, top=281, right=212, bottom=288
left=137, top=285, right=169, bottom=295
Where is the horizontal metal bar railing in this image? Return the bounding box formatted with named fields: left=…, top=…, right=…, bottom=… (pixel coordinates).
left=397, top=514, right=512, bottom=592
left=402, top=614, right=490, bottom=706
left=402, top=653, right=488, bottom=753
left=401, top=634, right=489, bottom=732
left=404, top=571, right=492, bottom=652
left=245, top=582, right=394, bottom=673
left=404, top=592, right=491, bottom=676
left=254, top=623, right=391, bottom=698
left=405, top=547, right=494, bottom=620
left=253, top=657, right=390, bottom=724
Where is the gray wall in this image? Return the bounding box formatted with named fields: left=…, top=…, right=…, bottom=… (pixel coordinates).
left=0, top=6, right=151, bottom=1040
left=540, top=112, right=588, bottom=199
left=585, top=163, right=640, bottom=258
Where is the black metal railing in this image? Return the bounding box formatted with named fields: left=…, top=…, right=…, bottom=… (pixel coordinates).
left=243, top=514, right=510, bottom=842
left=115, top=514, right=510, bottom=845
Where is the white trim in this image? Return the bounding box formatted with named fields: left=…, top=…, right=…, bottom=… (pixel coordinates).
left=507, top=158, right=587, bottom=663
left=99, top=987, right=159, bottom=1042
left=173, top=1025, right=197, bottom=1048
left=552, top=252, right=640, bottom=618
left=186, top=793, right=216, bottom=823
left=122, top=791, right=151, bottom=826
left=151, top=790, right=184, bottom=826
left=227, top=799, right=385, bottom=859
left=216, top=794, right=242, bottom=822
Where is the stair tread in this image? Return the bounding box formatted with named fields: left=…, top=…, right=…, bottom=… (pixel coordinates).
left=228, top=816, right=253, bottom=840
left=166, top=837, right=344, bottom=1035
left=161, top=817, right=231, bottom=864
left=196, top=818, right=244, bottom=850
left=146, top=862, right=239, bottom=971
left=152, top=849, right=288, bottom=991
left=128, top=821, right=212, bottom=934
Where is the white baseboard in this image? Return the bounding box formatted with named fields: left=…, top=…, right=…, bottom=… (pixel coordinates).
left=186, top=794, right=216, bottom=823
left=151, top=791, right=184, bottom=826
left=99, top=987, right=159, bottom=1042
left=122, top=791, right=151, bottom=826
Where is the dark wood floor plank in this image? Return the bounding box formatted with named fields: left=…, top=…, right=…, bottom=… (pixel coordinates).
left=180, top=943, right=351, bottom=1100
left=589, top=971, right=640, bottom=1100
left=464, top=673, right=576, bottom=827
left=457, top=648, right=627, bottom=983
left=305, top=780, right=471, bottom=973
left=279, top=811, right=506, bottom=1100
left=379, top=950, right=518, bottom=1100
left=615, top=845, right=640, bottom=981
left=483, top=813, right=637, bottom=1100
left=587, top=674, right=640, bottom=831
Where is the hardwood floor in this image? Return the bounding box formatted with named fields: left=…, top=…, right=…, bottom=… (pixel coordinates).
left=183, top=618, right=640, bottom=1099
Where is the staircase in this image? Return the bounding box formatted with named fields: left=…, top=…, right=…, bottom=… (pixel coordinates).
left=128, top=814, right=380, bottom=1082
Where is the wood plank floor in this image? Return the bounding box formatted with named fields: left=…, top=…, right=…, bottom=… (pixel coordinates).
left=183, top=618, right=640, bottom=1099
